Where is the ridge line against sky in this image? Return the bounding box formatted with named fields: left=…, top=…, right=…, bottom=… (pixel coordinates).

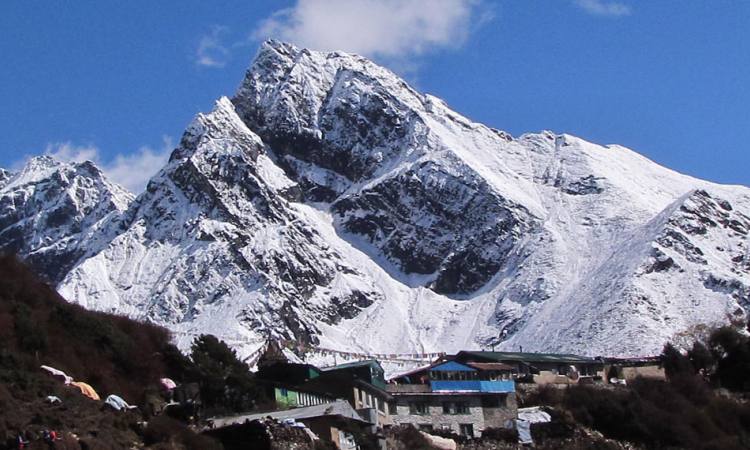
left=0, top=0, right=748, bottom=192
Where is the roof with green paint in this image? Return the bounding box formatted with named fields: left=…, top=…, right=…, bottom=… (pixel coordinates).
left=458, top=351, right=599, bottom=364
left=321, top=359, right=384, bottom=372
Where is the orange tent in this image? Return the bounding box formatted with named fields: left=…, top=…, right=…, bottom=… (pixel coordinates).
left=70, top=381, right=100, bottom=401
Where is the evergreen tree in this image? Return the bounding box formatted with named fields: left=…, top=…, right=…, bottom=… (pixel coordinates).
left=687, top=341, right=715, bottom=377
left=189, top=334, right=267, bottom=413
left=662, top=343, right=693, bottom=379
left=708, top=326, right=750, bottom=391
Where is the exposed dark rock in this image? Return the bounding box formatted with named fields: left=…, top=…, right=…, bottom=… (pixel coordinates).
left=703, top=274, right=750, bottom=307
left=563, top=175, right=605, bottom=195
left=332, top=162, right=532, bottom=294
left=643, top=248, right=678, bottom=273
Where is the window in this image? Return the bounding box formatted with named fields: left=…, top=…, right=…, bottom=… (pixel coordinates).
left=442, top=402, right=454, bottom=414
left=388, top=402, right=397, bottom=415
left=377, top=398, right=385, bottom=413
left=409, top=402, right=429, bottom=415
left=455, top=402, right=469, bottom=414
left=418, top=424, right=434, bottom=432
left=459, top=424, right=474, bottom=437
left=280, top=388, right=288, bottom=397
left=440, top=424, right=452, bottom=431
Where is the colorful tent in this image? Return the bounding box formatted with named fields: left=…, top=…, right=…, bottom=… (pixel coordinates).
left=40, top=365, right=73, bottom=385
left=104, top=394, right=136, bottom=411
left=160, top=378, right=177, bottom=390
left=70, top=382, right=100, bottom=401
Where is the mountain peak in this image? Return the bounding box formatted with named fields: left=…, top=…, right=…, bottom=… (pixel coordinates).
left=2, top=155, right=115, bottom=194
left=173, top=96, right=264, bottom=168
left=13, top=155, right=65, bottom=182
left=0, top=153, right=132, bottom=284
left=7, top=42, right=748, bottom=360
left=257, top=38, right=299, bottom=58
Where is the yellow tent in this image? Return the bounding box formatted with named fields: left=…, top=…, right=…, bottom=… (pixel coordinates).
left=70, top=381, right=100, bottom=401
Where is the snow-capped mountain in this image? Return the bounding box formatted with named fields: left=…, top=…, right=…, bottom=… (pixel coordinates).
left=5, top=40, right=750, bottom=358
left=0, top=157, right=132, bottom=284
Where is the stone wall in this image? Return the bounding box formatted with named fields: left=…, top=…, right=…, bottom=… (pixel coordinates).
left=481, top=393, right=517, bottom=428
left=621, top=365, right=665, bottom=381
left=390, top=394, right=517, bottom=437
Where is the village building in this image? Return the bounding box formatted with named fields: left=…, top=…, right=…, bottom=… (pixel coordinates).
left=256, top=362, right=335, bottom=409
left=386, top=360, right=517, bottom=438
left=257, top=361, right=322, bottom=385
left=454, top=351, right=605, bottom=385
left=263, top=382, right=335, bottom=409
left=320, top=359, right=387, bottom=389
left=303, top=360, right=394, bottom=429
left=602, top=356, right=665, bottom=382
left=256, top=358, right=394, bottom=430
left=241, top=343, right=664, bottom=445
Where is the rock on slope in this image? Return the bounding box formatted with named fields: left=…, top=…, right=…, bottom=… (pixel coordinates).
left=6, top=40, right=750, bottom=358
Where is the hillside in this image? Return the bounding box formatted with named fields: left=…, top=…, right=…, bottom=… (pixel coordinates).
left=0, top=254, right=220, bottom=449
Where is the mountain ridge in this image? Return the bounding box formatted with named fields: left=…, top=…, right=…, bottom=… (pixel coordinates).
left=3, top=40, right=749, bottom=360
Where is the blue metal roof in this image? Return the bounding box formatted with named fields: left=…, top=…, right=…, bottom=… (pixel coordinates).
left=431, top=361, right=477, bottom=372
left=431, top=380, right=515, bottom=393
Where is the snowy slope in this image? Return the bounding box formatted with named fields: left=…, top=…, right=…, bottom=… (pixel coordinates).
left=11, top=40, right=750, bottom=359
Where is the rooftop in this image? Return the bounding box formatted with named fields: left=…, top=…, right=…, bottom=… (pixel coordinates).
left=208, top=399, right=369, bottom=429
left=321, top=359, right=383, bottom=372
left=466, top=362, right=515, bottom=371
left=458, top=351, right=598, bottom=364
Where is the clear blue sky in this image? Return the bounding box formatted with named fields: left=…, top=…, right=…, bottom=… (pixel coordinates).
left=1, top=1, right=748, bottom=191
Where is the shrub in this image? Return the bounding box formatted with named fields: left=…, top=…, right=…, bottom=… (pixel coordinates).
left=662, top=343, right=693, bottom=379
left=562, top=376, right=750, bottom=449
left=688, top=341, right=715, bottom=375
left=520, top=384, right=564, bottom=407
left=709, top=326, right=750, bottom=391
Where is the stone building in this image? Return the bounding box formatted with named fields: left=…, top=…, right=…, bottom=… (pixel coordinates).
left=602, top=356, right=665, bottom=382
left=454, top=351, right=605, bottom=385
left=386, top=360, right=517, bottom=437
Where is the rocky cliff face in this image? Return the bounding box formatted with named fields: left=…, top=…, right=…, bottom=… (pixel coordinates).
left=6, top=40, right=750, bottom=358
left=232, top=41, right=537, bottom=296
left=57, top=98, right=381, bottom=345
